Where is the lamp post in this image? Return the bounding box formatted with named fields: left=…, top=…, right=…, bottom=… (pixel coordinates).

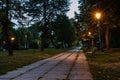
left=25, top=35, right=27, bottom=48
left=88, top=32, right=94, bottom=49
left=88, top=32, right=91, bottom=48
left=95, top=12, right=102, bottom=52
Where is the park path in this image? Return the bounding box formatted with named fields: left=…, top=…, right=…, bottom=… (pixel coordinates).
left=0, top=47, right=93, bottom=80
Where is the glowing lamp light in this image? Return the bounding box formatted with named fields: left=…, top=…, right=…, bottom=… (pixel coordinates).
left=11, top=37, right=15, bottom=41
left=95, top=12, right=101, bottom=19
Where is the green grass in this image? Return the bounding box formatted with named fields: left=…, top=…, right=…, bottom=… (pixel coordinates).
left=86, top=48, right=120, bottom=80
left=0, top=48, right=71, bottom=75
left=89, top=64, right=120, bottom=80
left=87, top=52, right=120, bottom=63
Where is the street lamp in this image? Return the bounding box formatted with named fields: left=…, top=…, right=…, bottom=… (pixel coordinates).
left=88, top=32, right=91, bottom=35
left=95, top=12, right=102, bottom=52
left=95, top=13, right=101, bottom=19
left=11, top=37, right=15, bottom=42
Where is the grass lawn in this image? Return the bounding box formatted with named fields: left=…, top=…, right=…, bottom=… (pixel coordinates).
left=0, top=48, right=71, bottom=75
left=86, top=48, right=120, bottom=80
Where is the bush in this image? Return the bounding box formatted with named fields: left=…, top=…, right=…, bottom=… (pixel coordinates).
left=3, top=42, right=20, bottom=50
left=29, top=41, right=39, bottom=49
left=12, top=43, right=20, bottom=50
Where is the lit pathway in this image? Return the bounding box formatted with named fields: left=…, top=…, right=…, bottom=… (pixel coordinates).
left=0, top=47, right=93, bottom=80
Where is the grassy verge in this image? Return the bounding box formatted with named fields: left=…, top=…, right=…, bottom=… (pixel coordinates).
left=85, top=48, right=120, bottom=80
left=0, top=48, right=71, bottom=75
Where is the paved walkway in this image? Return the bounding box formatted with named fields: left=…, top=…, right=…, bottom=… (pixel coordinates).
left=0, top=47, right=93, bottom=80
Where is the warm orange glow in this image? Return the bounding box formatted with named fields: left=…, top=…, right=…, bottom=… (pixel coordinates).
left=88, top=32, right=91, bottom=35
left=11, top=37, right=15, bottom=41
left=95, top=12, right=101, bottom=19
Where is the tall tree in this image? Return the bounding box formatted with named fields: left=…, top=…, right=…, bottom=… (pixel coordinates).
left=54, top=15, right=75, bottom=48
left=78, top=0, right=120, bottom=52
left=26, top=0, right=70, bottom=51
left=100, top=0, right=120, bottom=52
left=14, top=27, right=33, bottom=49
left=0, top=0, right=27, bottom=56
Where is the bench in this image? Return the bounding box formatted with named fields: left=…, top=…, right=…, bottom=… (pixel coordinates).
left=86, top=47, right=97, bottom=56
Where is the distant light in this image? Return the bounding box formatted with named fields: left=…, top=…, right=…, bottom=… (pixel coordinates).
left=95, top=12, right=101, bottom=19
left=88, top=32, right=91, bottom=35
left=11, top=37, right=15, bottom=41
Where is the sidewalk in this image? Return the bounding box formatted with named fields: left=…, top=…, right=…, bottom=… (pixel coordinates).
left=0, top=48, right=93, bottom=80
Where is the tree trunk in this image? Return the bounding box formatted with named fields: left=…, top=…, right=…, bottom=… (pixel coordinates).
left=51, top=38, right=57, bottom=48
left=4, top=0, right=13, bottom=56
left=41, top=35, right=44, bottom=51
left=105, top=26, right=110, bottom=53
left=1, top=20, right=13, bottom=56
left=41, top=0, right=47, bottom=51
left=91, top=38, right=95, bottom=48
left=0, top=0, right=13, bottom=55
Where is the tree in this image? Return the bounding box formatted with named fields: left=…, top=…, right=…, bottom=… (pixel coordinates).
left=99, top=0, right=120, bottom=52
left=110, top=28, right=120, bottom=48
left=0, top=0, right=26, bottom=56
left=54, top=15, right=75, bottom=48
left=78, top=0, right=120, bottom=52
left=25, top=0, right=70, bottom=51
left=13, top=27, right=33, bottom=49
